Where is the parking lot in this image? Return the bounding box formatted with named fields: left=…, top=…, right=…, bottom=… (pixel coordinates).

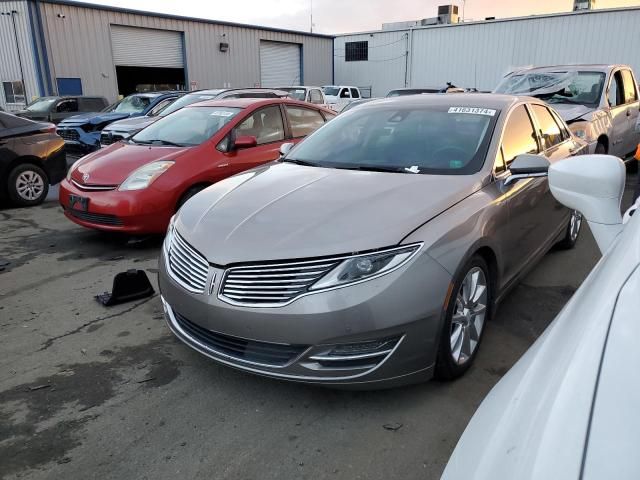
left=0, top=174, right=633, bottom=480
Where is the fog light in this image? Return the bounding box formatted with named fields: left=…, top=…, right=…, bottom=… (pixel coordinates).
left=329, top=338, right=399, bottom=356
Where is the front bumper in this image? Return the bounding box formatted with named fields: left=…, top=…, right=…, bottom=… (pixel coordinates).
left=58, top=179, right=174, bottom=234
left=159, top=247, right=452, bottom=388
left=56, top=127, right=101, bottom=155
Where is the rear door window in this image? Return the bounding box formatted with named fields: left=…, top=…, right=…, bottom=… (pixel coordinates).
left=309, top=89, right=323, bottom=104
left=501, top=105, right=539, bottom=166
left=79, top=98, right=106, bottom=111
left=285, top=106, right=326, bottom=138
left=235, top=106, right=285, bottom=145
left=531, top=104, right=564, bottom=150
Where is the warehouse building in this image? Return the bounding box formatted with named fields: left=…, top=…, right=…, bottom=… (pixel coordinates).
left=334, top=6, right=640, bottom=97
left=0, top=0, right=333, bottom=110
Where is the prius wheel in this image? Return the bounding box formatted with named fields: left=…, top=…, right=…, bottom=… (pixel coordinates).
left=7, top=164, right=49, bottom=207
left=435, top=255, right=491, bottom=380
left=557, top=210, right=582, bottom=250
left=176, top=185, right=207, bottom=211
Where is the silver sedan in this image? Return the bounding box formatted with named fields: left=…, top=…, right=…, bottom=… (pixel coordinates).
left=158, top=93, right=586, bottom=388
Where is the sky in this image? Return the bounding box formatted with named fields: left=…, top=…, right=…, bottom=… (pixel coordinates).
left=72, top=0, right=640, bottom=34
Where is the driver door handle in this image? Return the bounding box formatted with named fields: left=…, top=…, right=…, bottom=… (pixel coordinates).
left=626, top=109, right=632, bottom=117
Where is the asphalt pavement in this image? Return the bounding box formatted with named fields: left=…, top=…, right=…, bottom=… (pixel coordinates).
left=0, top=173, right=635, bottom=480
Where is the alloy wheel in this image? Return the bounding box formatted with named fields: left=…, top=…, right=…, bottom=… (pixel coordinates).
left=16, top=170, right=45, bottom=201
left=450, top=267, right=488, bottom=365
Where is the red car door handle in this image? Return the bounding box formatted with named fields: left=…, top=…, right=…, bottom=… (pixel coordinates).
left=626, top=109, right=632, bottom=117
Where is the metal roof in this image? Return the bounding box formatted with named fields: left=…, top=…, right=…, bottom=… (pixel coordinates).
left=29, top=0, right=334, bottom=39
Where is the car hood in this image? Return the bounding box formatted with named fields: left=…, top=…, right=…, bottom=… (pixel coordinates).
left=441, top=212, right=640, bottom=480
left=547, top=103, right=595, bottom=123
left=73, top=142, right=189, bottom=185
left=59, top=111, right=131, bottom=126
left=103, top=116, right=157, bottom=133
left=176, top=162, right=482, bottom=265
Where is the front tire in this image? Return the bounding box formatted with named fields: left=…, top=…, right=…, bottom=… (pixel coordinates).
left=176, top=185, right=207, bottom=211
left=557, top=209, right=582, bottom=250
left=7, top=163, right=49, bottom=207
left=435, top=255, right=492, bottom=380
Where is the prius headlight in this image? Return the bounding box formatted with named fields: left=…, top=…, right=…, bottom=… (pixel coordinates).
left=310, top=243, right=422, bottom=291
left=119, top=161, right=174, bottom=191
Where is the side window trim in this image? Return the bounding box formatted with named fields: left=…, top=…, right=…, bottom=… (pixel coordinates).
left=495, top=103, right=540, bottom=175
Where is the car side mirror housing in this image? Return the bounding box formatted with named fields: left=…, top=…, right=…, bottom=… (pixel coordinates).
left=549, top=154, right=626, bottom=253
left=233, top=135, right=257, bottom=150
left=279, top=142, right=294, bottom=158
left=504, top=154, right=550, bottom=185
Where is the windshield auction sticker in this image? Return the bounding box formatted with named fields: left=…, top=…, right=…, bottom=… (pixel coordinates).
left=448, top=107, right=496, bottom=116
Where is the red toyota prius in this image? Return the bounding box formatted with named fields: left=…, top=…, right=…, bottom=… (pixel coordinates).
left=59, top=98, right=336, bottom=234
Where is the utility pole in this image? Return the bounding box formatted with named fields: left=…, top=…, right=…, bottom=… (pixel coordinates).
left=461, top=0, right=466, bottom=22
left=310, top=0, right=314, bottom=33
left=2, top=10, right=27, bottom=103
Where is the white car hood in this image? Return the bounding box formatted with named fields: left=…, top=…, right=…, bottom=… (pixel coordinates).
left=551, top=103, right=595, bottom=123
left=442, top=211, right=640, bottom=480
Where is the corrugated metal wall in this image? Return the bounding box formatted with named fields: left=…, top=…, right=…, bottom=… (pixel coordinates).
left=335, top=8, right=640, bottom=97
left=37, top=1, right=333, bottom=103
left=0, top=0, right=39, bottom=110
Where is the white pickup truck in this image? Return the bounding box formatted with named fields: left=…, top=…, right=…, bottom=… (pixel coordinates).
left=321, top=85, right=362, bottom=112
left=495, top=64, right=640, bottom=168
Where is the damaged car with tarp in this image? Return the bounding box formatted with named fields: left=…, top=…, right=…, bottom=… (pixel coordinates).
left=495, top=64, right=640, bottom=170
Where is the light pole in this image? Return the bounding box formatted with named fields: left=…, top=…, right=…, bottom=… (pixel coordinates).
left=1, top=10, right=27, bottom=103
left=310, top=0, right=314, bottom=33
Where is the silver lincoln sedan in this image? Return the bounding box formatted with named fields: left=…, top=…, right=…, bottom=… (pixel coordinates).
left=158, top=93, right=586, bottom=388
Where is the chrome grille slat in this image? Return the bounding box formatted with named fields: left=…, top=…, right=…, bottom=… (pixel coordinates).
left=169, top=246, right=208, bottom=279
left=220, top=258, right=340, bottom=306
left=167, top=232, right=209, bottom=294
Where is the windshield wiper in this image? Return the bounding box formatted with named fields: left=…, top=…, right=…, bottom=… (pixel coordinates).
left=136, top=139, right=184, bottom=147
left=337, top=165, right=417, bottom=174
left=281, top=158, right=321, bottom=167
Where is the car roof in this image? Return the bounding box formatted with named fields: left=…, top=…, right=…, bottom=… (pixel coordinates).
left=355, top=93, right=525, bottom=110
left=509, top=64, right=628, bottom=74
left=187, top=97, right=328, bottom=110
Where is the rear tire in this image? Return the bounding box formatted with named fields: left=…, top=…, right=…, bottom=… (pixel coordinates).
left=7, top=163, right=49, bottom=207
left=557, top=210, right=582, bottom=250
left=435, top=255, right=492, bottom=380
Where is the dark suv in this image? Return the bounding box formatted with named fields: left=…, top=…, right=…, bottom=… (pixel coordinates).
left=14, top=96, right=109, bottom=124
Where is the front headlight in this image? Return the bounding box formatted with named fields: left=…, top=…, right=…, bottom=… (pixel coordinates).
left=66, top=159, right=82, bottom=182
left=163, top=215, right=176, bottom=255
left=568, top=121, right=593, bottom=142
left=119, top=161, right=174, bottom=191
left=310, top=243, right=422, bottom=291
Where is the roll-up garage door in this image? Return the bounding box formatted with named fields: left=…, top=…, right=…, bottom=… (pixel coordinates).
left=111, top=25, right=184, bottom=68
left=260, top=41, right=301, bottom=87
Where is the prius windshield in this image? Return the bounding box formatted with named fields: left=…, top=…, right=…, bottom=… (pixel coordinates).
left=283, top=106, right=499, bottom=175
left=159, top=91, right=224, bottom=117
left=131, top=106, right=241, bottom=147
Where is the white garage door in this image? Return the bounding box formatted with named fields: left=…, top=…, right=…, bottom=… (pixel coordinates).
left=260, top=41, right=301, bottom=87
left=111, top=25, right=184, bottom=68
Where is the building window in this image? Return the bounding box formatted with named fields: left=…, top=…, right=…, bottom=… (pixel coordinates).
left=3, top=81, right=25, bottom=104
left=345, top=41, right=368, bottom=62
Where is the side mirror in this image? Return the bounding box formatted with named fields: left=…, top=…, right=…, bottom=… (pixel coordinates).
left=279, top=142, right=294, bottom=158
left=549, top=154, right=626, bottom=253
left=504, top=154, right=550, bottom=185
left=233, top=135, right=257, bottom=150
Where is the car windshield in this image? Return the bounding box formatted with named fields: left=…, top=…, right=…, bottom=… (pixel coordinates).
left=25, top=97, right=58, bottom=112
left=387, top=89, right=438, bottom=97
left=113, top=95, right=153, bottom=113
left=495, top=71, right=606, bottom=106
left=131, top=106, right=241, bottom=147
left=284, top=105, right=498, bottom=175
left=278, top=88, right=306, bottom=101
left=323, top=87, right=340, bottom=96
left=159, top=91, right=223, bottom=116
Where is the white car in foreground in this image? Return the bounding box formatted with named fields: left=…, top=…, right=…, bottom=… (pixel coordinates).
left=442, top=154, right=639, bottom=480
